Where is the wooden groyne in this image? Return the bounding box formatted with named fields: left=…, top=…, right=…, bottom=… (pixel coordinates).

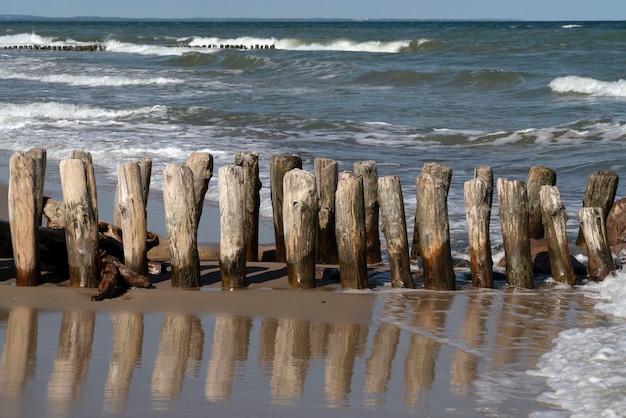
left=2, top=43, right=276, bottom=52
left=3, top=148, right=623, bottom=299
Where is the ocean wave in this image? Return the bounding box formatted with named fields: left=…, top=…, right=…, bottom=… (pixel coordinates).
left=276, top=38, right=430, bottom=53
left=0, top=68, right=184, bottom=87
left=549, top=76, right=626, bottom=97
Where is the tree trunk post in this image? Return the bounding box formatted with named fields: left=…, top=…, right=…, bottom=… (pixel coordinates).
left=283, top=169, right=319, bottom=289
left=163, top=164, right=200, bottom=288
left=70, top=150, right=98, bottom=224
left=578, top=207, right=614, bottom=281
left=117, top=162, right=147, bottom=276
left=354, top=160, right=382, bottom=264
left=335, top=171, right=368, bottom=290
left=8, top=152, right=41, bottom=286
left=416, top=166, right=455, bottom=290
left=60, top=158, right=99, bottom=288
left=576, top=171, right=619, bottom=246
left=464, top=177, right=493, bottom=288
left=497, top=178, right=534, bottom=289
left=218, top=165, right=247, bottom=290
left=378, top=175, right=414, bottom=288
left=540, top=185, right=576, bottom=285
left=527, top=166, right=557, bottom=239
left=235, top=151, right=261, bottom=262
left=314, top=157, right=339, bottom=264
left=473, top=166, right=493, bottom=208
left=186, top=151, right=214, bottom=224
left=270, top=155, right=302, bottom=263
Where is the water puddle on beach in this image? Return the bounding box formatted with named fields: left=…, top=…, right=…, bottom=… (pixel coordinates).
left=0, top=286, right=615, bottom=417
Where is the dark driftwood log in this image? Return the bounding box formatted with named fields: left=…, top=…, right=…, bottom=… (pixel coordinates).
left=378, top=175, right=414, bottom=288
left=269, top=154, right=302, bottom=263
left=9, top=152, right=41, bottom=286
left=314, top=157, right=339, bottom=264
left=335, top=171, right=368, bottom=290
left=579, top=207, right=615, bottom=281
left=283, top=169, right=319, bottom=289
left=235, top=151, right=261, bottom=262
left=416, top=167, right=455, bottom=290
left=91, top=251, right=152, bottom=301
left=354, top=160, right=382, bottom=264
left=218, top=165, right=247, bottom=290
left=540, top=185, right=576, bottom=285
left=577, top=170, right=619, bottom=246
left=464, top=177, right=493, bottom=288
left=527, top=166, right=557, bottom=239
left=497, top=178, right=534, bottom=289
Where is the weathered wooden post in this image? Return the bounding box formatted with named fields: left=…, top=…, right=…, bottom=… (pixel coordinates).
left=270, top=155, right=302, bottom=263
left=235, top=151, right=261, bottom=262
left=378, top=175, right=414, bottom=288
left=218, top=165, right=246, bottom=290
left=186, top=151, right=213, bottom=224
left=283, top=169, right=319, bottom=289
left=497, top=178, right=534, bottom=289
left=60, top=157, right=99, bottom=288
left=464, top=177, right=493, bottom=288
left=354, top=160, right=382, bottom=264
left=416, top=163, right=455, bottom=290
left=8, top=152, right=40, bottom=286
left=27, top=147, right=46, bottom=225
left=576, top=171, right=619, bottom=246
left=117, top=162, right=147, bottom=275
left=579, top=207, right=614, bottom=281
left=527, top=166, right=557, bottom=239
left=114, top=157, right=152, bottom=228
left=314, top=157, right=339, bottom=264
left=540, top=185, right=576, bottom=285
left=474, top=166, right=493, bottom=208
left=163, top=164, right=200, bottom=288
left=335, top=171, right=368, bottom=289
left=70, top=150, right=98, bottom=222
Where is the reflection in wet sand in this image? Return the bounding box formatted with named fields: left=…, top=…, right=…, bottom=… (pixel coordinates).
left=270, top=318, right=311, bottom=404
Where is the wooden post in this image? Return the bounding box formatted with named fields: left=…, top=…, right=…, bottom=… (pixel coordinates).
left=416, top=165, right=455, bottom=290
left=70, top=150, right=98, bottom=224
left=378, top=175, right=414, bottom=288
left=527, top=166, right=557, bottom=239
left=335, top=171, right=368, bottom=289
left=579, top=207, right=614, bottom=281
left=186, top=152, right=214, bottom=224
left=576, top=171, right=619, bottom=246
left=8, top=153, right=40, bottom=286
left=114, top=157, right=152, bottom=228
left=270, top=155, right=302, bottom=263
left=117, top=162, right=147, bottom=275
left=163, top=164, right=200, bottom=288
left=497, top=178, right=534, bottom=289
left=354, top=160, right=382, bottom=264
left=283, top=169, right=319, bottom=289
left=60, top=158, right=99, bottom=288
left=314, top=157, right=339, bottom=264
left=464, top=177, right=493, bottom=288
left=218, top=165, right=246, bottom=290
left=474, top=166, right=493, bottom=208
left=540, top=185, right=576, bottom=285
left=26, top=147, right=46, bottom=225
left=235, top=151, right=261, bottom=262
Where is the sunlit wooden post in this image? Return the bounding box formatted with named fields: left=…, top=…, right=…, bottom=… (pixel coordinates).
left=464, top=177, right=493, bottom=288
left=315, top=157, right=339, bottom=264
left=354, top=160, right=381, bottom=264
left=235, top=151, right=261, bottom=262
left=579, top=207, right=614, bottom=281
left=540, top=185, right=576, bottom=285
left=527, top=166, right=557, bottom=239
left=186, top=152, right=214, bottom=224
left=576, top=170, right=619, bottom=246
left=118, top=162, right=147, bottom=275
left=219, top=165, right=246, bottom=290
left=270, top=154, right=302, bottom=263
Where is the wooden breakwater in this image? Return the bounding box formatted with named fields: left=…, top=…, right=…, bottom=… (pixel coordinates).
left=4, top=148, right=621, bottom=298
left=2, top=43, right=276, bottom=52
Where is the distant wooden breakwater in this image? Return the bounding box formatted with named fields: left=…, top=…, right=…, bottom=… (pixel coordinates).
left=2, top=43, right=276, bottom=52
left=3, top=148, right=621, bottom=299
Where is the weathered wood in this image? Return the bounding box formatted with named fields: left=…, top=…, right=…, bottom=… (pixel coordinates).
left=26, top=147, right=46, bottom=226
left=577, top=170, right=619, bottom=246
left=527, top=166, right=557, bottom=239
left=314, top=157, right=339, bottom=264
left=163, top=164, right=200, bottom=288
left=464, top=177, right=493, bottom=288
left=335, top=171, right=368, bottom=290
left=117, top=162, right=147, bottom=275
left=283, top=169, right=319, bottom=289
left=578, top=207, right=614, bottom=281
left=540, top=185, right=576, bottom=285
left=235, top=151, right=261, bottom=262
left=269, top=155, right=302, bottom=263
left=416, top=166, right=455, bottom=290
left=60, top=158, right=99, bottom=288
left=8, top=152, right=40, bottom=286
left=354, top=160, right=382, bottom=264
left=473, top=166, right=493, bottom=208
left=378, top=175, right=414, bottom=288
left=186, top=152, right=214, bottom=224
left=138, top=156, right=152, bottom=205
left=70, top=150, right=98, bottom=224
left=497, top=178, right=534, bottom=289
left=218, top=165, right=246, bottom=290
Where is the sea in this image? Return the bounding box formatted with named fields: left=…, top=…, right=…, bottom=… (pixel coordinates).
left=1, top=19, right=626, bottom=416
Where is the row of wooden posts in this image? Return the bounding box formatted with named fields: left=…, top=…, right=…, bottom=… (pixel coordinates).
left=6, top=147, right=619, bottom=293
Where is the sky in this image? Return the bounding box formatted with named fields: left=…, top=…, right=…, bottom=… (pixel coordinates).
left=3, top=0, right=626, bottom=21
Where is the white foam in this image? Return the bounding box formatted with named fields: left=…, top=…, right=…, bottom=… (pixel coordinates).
left=549, top=76, right=626, bottom=98
left=276, top=38, right=428, bottom=53
left=0, top=68, right=184, bottom=87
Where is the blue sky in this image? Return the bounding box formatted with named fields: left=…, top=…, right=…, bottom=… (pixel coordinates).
left=3, top=0, right=625, bottom=21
